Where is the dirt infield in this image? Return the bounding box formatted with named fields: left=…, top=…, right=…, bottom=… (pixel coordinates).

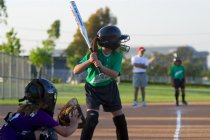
left=1, top=103, right=210, bottom=140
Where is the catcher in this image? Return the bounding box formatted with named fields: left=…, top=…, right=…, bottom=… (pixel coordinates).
left=0, top=78, right=85, bottom=140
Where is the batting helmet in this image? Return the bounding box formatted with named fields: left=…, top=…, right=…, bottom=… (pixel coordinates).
left=97, top=25, right=130, bottom=50
left=173, top=56, right=182, bottom=62
left=21, top=78, right=57, bottom=116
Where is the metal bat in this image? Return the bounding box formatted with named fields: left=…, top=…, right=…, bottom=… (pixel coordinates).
left=69, top=1, right=93, bottom=53
left=69, top=1, right=103, bottom=76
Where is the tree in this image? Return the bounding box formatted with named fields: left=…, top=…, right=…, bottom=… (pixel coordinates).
left=0, top=28, right=21, bottom=55
left=29, top=47, right=52, bottom=78
left=29, top=20, right=60, bottom=78
left=176, top=46, right=207, bottom=77
left=0, top=0, right=7, bottom=24
left=47, top=20, right=60, bottom=40
left=0, top=1, right=20, bottom=54
left=42, top=20, right=60, bottom=49
left=66, top=7, right=117, bottom=69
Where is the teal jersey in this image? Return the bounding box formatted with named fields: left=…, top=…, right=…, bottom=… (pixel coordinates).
left=169, top=65, right=185, bottom=80
left=79, top=48, right=122, bottom=86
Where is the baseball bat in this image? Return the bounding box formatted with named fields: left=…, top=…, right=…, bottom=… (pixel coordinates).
left=69, top=1, right=93, bottom=53
left=69, top=1, right=102, bottom=75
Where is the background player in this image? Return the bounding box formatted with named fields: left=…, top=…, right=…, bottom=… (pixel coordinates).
left=169, top=57, right=188, bottom=106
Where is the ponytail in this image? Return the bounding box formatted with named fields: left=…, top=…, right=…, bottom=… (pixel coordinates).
left=91, top=36, right=99, bottom=53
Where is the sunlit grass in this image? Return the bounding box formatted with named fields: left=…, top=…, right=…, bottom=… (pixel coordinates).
left=1, top=83, right=210, bottom=105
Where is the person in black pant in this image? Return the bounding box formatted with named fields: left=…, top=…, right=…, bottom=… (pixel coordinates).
left=169, top=57, right=188, bottom=106
left=73, top=25, right=130, bottom=140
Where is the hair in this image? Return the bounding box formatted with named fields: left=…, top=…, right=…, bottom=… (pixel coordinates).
left=17, top=101, right=48, bottom=116
left=92, top=36, right=99, bottom=53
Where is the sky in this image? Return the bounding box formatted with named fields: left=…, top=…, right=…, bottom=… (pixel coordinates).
left=1, top=0, right=210, bottom=56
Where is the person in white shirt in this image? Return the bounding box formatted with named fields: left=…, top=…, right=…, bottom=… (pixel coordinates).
left=131, top=46, right=148, bottom=108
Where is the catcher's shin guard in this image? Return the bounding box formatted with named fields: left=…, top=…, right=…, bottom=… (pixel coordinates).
left=113, top=114, right=129, bottom=140
left=80, top=110, right=99, bottom=140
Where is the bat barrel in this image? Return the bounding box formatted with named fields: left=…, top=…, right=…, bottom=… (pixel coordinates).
left=69, top=1, right=104, bottom=76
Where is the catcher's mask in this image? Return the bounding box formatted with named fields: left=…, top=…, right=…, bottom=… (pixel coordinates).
left=19, top=78, right=57, bottom=116
left=97, top=25, right=130, bottom=52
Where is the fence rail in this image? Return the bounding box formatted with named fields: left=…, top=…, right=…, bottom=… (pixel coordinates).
left=0, top=52, right=31, bottom=99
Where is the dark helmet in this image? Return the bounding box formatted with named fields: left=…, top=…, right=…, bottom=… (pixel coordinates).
left=97, top=25, right=130, bottom=51
left=20, top=78, right=57, bottom=116
left=173, top=56, right=182, bottom=62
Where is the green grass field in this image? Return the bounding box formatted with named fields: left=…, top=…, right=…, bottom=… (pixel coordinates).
left=1, top=83, right=210, bottom=105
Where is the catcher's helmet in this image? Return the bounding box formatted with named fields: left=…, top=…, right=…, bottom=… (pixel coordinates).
left=22, top=78, right=57, bottom=116
left=173, top=56, right=182, bottom=62
left=97, top=25, right=130, bottom=50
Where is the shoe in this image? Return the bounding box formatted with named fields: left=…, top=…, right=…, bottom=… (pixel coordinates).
left=142, top=101, right=146, bottom=107
left=132, top=101, right=138, bottom=108
left=182, top=101, right=188, bottom=106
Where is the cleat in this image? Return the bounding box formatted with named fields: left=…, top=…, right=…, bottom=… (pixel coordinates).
left=142, top=101, right=146, bottom=107
left=132, top=101, right=138, bottom=108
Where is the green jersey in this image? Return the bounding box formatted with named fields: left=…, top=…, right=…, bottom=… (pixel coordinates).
left=169, top=65, right=185, bottom=80
left=79, top=48, right=122, bottom=86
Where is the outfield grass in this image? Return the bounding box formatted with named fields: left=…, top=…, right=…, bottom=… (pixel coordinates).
left=1, top=83, right=210, bottom=105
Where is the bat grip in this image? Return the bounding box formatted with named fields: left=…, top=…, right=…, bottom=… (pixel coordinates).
left=89, top=48, right=94, bottom=53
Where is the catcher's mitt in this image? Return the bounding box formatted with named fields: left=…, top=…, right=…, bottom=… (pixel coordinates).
left=58, top=98, right=85, bottom=129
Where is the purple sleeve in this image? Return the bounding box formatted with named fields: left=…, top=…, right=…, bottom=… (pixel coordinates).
left=35, top=110, right=59, bottom=128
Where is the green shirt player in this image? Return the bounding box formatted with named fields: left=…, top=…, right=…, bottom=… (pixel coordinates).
left=79, top=47, right=122, bottom=86
left=169, top=57, right=188, bottom=106
left=73, top=25, right=130, bottom=140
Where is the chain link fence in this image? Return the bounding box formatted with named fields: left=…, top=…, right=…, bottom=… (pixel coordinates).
left=0, top=52, right=31, bottom=99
